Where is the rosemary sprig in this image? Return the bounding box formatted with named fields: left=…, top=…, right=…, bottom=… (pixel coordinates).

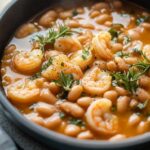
left=54, top=72, right=74, bottom=91
left=34, top=25, right=73, bottom=51
left=112, top=70, right=142, bottom=94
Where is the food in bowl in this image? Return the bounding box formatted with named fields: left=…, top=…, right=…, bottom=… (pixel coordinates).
left=1, top=0, right=150, bottom=141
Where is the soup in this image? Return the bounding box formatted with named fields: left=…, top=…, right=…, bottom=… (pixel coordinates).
left=1, top=0, right=150, bottom=141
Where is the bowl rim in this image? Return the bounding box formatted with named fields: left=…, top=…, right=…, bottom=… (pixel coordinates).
left=1, top=0, right=150, bottom=149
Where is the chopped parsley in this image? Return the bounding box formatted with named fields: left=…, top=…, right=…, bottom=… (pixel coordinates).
left=82, top=48, right=90, bottom=60
left=136, top=100, right=149, bottom=110
left=115, top=51, right=130, bottom=58
left=59, top=112, right=66, bottom=119
left=69, top=118, right=85, bottom=127
left=54, top=72, right=74, bottom=91
left=33, top=25, right=73, bottom=51
left=108, top=28, right=120, bottom=40
left=123, top=35, right=131, bottom=45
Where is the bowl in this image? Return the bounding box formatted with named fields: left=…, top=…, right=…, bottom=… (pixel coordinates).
left=0, top=0, right=150, bottom=149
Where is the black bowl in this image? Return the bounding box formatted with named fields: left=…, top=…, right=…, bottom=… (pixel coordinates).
left=0, top=0, right=150, bottom=150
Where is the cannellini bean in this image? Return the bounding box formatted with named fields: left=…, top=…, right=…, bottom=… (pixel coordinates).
left=96, top=14, right=112, bottom=24
left=67, top=20, right=80, bottom=28
left=114, top=57, right=128, bottom=71
left=111, top=43, right=123, bottom=53
left=129, top=99, right=138, bottom=109
left=90, top=10, right=100, bottom=18
left=115, top=86, right=128, bottom=96
left=49, top=82, right=60, bottom=94
left=77, top=97, right=93, bottom=108
left=45, top=50, right=63, bottom=59
left=124, top=57, right=138, bottom=65
left=15, top=23, right=38, bottom=38
left=141, top=23, right=150, bottom=30
left=128, top=29, right=140, bottom=40
left=64, top=124, right=81, bottom=137
left=139, top=75, right=150, bottom=88
left=128, top=114, right=141, bottom=127
left=117, top=96, right=130, bottom=113
left=40, top=88, right=56, bottom=104
left=103, top=90, right=118, bottom=103
left=59, top=11, right=72, bottom=19
left=106, top=61, right=118, bottom=71
left=60, top=102, right=84, bottom=118
left=45, top=113, right=62, bottom=129
left=68, top=85, right=83, bottom=102
left=136, top=88, right=150, bottom=102
left=34, top=102, right=57, bottom=117
left=39, top=10, right=57, bottom=27
left=137, top=121, right=149, bottom=134
left=92, top=2, right=109, bottom=10
left=77, top=130, right=94, bottom=139
left=81, top=24, right=95, bottom=29
left=30, top=116, right=45, bottom=126
left=109, top=134, right=126, bottom=141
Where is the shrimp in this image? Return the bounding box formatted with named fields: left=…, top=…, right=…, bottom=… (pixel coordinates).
left=143, top=44, right=150, bottom=60
left=13, top=49, right=43, bottom=74
left=54, top=37, right=82, bottom=52
left=92, top=31, right=113, bottom=60
left=7, top=79, right=40, bottom=104
left=82, top=67, right=111, bottom=96
left=86, top=98, right=118, bottom=135
left=42, top=54, right=83, bottom=80
left=70, top=49, right=94, bottom=70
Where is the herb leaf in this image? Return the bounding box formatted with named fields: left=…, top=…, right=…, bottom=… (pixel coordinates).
left=82, top=47, right=90, bottom=60
left=69, top=118, right=85, bottom=127
left=123, top=36, right=131, bottom=45
left=112, top=70, right=141, bottom=93
left=54, top=72, right=74, bottom=91
left=115, top=51, right=130, bottom=58
left=136, top=100, right=149, bottom=111
left=108, top=28, right=120, bottom=40
left=34, top=25, right=73, bottom=51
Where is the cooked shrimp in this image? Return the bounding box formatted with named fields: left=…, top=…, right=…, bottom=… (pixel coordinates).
left=13, top=49, right=43, bottom=74
left=70, top=49, right=94, bottom=70
left=92, top=31, right=113, bottom=60
left=7, top=79, right=40, bottom=104
left=143, top=44, right=150, bottom=60
left=82, top=67, right=111, bottom=96
left=54, top=37, right=82, bottom=52
left=86, top=98, right=118, bottom=135
left=42, top=54, right=83, bottom=80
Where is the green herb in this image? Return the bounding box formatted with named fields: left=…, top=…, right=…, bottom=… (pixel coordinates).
left=82, top=48, right=90, bottom=60
left=30, top=58, right=53, bottom=80
left=111, top=105, right=117, bottom=112
left=108, top=28, right=120, bottom=40
left=59, top=112, right=66, bottom=119
left=133, top=53, right=150, bottom=74
left=132, top=47, right=142, bottom=54
left=69, top=118, right=85, bottom=127
left=34, top=25, right=73, bottom=51
left=72, top=9, right=78, bottom=16
left=115, top=51, right=130, bottom=58
left=54, top=72, right=74, bottom=91
left=123, top=36, right=131, bottom=45
left=136, top=16, right=150, bottom=25
left=112, top=70, right=142, bottom=93
left=136, top=100, right=149, bottom=110
left=41, top=57, right=53, bottom=71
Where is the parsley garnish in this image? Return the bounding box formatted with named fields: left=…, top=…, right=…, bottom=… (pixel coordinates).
left=136, top=100, right=149, bottom=110
left=72, top=10, right=78, bottom=16
left=108, top=28, right=120, bottom=40
left=34, top=25, right=73, bottom=51
left=82, top=48, right=90, bottom=60
left=115, top=51, right=130, bottom=58
left=136, top=16, right=150, bottom=25
left=123, top=36, right=131, bottom=45
left=69, top=118, right=85, bottom=127
left=54, top=72, right=74, bottom=91
left=112, top=70, right=141, bottom=94
left=59, top=112, right=66, bottom=119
